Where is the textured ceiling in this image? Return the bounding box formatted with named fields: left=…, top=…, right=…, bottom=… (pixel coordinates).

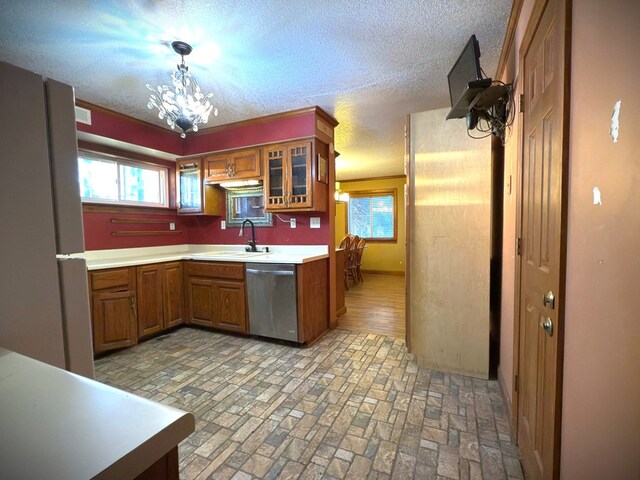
left=0, top=0, right=510, bottom=180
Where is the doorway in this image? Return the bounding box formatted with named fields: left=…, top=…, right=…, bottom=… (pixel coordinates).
left=334, top=177, right=408, bottom=338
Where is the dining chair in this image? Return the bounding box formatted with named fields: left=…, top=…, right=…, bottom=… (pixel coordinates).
left=354, top=237, right=366, bottom=283
left=345, top=235, right=360, bottom=287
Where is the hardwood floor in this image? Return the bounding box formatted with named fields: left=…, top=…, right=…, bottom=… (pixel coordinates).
left=337, top=273, right=406, bottom=338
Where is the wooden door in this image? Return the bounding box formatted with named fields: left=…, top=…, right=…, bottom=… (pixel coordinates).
left=176, top=159, right=203, bottom=213
left=214, top=280, right=247, bottom=333
left=162, top=262, right=184, bottom=329
left=187, top=277, right=215, bottom=327
left=136, top=264, right=164, bottom=338
left=204, top=153, right=231, bottom=181
left=517, top=0, right=569, bottom=478
left=287, top=142, right=313, bottom=209
left=230, top=148, right=261, bottom=179
left=264, top=145, right=286, bottom=208
left=92, top=290, right=137, bottom=353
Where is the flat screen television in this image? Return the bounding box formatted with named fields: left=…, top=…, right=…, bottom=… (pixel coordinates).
left=446, top=35, right=491, bottom=120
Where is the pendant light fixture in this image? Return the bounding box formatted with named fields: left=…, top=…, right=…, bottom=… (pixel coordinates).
left=146, top=41, right=218, bottom=138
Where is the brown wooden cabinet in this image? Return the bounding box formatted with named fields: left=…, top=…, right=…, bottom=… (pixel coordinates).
left=264, top=140, right=328, bottom=212
left=296, top=259, right=329, bottom=344
left=185, top=261, right=248, bottom=333
left=137, top=262, right=185, bottom=339
left=176, top=158, right=224, bottom=216
left=137, top=264, right=164, bottom=338
left=215, top=280, right=246, bottom=333
left=186, top=276, right=216, bottom=327
left=162, top=262, right=185, bottom=329
left=89, top=267, right=137, bottom=354
left=203, top=147, right=261, bottom=183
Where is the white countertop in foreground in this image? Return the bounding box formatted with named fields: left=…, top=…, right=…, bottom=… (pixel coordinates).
left=79, top=244, right=329, bottom=270
left=0, top=349, right=194, bottom=480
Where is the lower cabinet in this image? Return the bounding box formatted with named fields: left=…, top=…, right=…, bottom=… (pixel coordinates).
left=297, top=259, right=329, bottom=344
left=136, top=264, right=164, bottom=337
left=89, top=268, right=138, bottom=354
left=90, top=263, right=185, bottom=354
left=215, top=280, right=246, bottom=333
left=185, top=261, right=248, bottom=334
left=89, top=258, right=328, bottom=353
left=162, top=262, right=185, bottom=329
left=137, top=262, right=185, bottom=339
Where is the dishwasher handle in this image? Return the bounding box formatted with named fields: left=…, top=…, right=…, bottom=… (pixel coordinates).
left=246, top=268, right=295, bottom=276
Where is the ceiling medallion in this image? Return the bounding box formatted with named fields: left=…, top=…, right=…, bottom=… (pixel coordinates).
left=146, top=41, right=218, bottom=138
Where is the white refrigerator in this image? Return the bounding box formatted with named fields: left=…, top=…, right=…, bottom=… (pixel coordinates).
left=0, top=61, right=94, bottom=378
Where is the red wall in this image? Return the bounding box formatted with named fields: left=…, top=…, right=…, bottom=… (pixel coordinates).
left=83, top=210, right=330, bottom=250
left=83, top=211, right=187, bottom=250
left=187, top=211, right=330, bottom=246
left=77, top=105, right=183, bottom=155
left=78, top=105, right=330, bottom=250
left=183, top=113, right=316, bottom=154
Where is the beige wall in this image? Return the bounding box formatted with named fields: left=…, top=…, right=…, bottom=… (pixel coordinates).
left=498, top=0, right=640, bottom=477
left=409, top=108, right=491, bottom=378
left=335, top=177, right=406, bottom=274
left=560, top=0, right=640, bottom=477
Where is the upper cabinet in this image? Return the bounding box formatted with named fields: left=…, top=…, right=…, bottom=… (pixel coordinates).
left=176, top=158, right=224, bottom=216
left=265, top=141, right=327, bottom=212
left=204, top=147, right=261, bottom=183
left=176, top=107, right=337, bottom=213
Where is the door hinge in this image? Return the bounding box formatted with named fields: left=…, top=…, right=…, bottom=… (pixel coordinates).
left=514, top=374, right=519, bottom=393
left=516, top=237, right=522, bottom=256
left=519, top=94, right=524, bottom=113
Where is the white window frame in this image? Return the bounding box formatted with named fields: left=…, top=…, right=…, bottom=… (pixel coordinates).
left=78, top=150, right=169, bottom=208
left=347, top=189, right=398, bottom=242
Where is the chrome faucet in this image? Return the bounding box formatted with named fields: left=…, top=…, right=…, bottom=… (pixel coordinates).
left=239, top=219, right=258, bottom=252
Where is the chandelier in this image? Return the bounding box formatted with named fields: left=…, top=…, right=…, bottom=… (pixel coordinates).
left=146, top=41, right=218, bottom=138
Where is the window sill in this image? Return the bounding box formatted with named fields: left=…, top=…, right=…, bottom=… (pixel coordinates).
left=82, top=203, right=177, bottom=215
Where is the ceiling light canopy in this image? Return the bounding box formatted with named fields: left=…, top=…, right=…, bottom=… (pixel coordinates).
left=146, top=41, right=218, bottom=138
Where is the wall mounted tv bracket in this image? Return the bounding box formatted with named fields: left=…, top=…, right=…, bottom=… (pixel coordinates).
left=470, top=83, right=513, bottom=142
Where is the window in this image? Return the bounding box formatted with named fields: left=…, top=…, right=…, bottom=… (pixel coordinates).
left=347, top=189, right=397, bottom=241
left=78, top=150, right=168, bottom=207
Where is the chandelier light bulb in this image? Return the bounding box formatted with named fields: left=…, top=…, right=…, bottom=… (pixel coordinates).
left=146, top=41, right=218, bottom=138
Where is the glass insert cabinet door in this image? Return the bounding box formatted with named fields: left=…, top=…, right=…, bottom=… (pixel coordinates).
left=290, top=144, right=308, bottom=197
left=266, top=147, right=284, bottom=206
left=287, top=143, right=311, bottom=208
left=177, top=160, right=202, bottom=212
left=265, top=142, right=312, bottom=210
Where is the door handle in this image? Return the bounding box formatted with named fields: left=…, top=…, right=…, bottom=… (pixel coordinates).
left=543, top=290, right=555, bottom=309
left=540, top=317, right=553, bottom=337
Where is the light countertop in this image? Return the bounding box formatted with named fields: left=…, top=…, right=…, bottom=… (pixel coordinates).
left=78, top=244, right=329, bottom=270
left=0, top=349, right=195, bottom=480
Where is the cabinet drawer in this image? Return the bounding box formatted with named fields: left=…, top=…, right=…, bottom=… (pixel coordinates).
left=186, top=261, right=244, bottom=280
left=90, top=268, right=133, bottom=291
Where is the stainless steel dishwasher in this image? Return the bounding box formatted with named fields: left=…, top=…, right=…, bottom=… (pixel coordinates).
left=246, top=263, right=298, bottom=342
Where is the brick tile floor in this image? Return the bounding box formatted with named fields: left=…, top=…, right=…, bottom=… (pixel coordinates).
left=95, top=328, right=523, bottom=480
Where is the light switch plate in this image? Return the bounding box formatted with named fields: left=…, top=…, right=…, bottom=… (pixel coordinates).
left=220, top=220, right=226, bottom=230
left=310, top=217, right=321, bottom=229
left=169, top=222, right=176, bottom=231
